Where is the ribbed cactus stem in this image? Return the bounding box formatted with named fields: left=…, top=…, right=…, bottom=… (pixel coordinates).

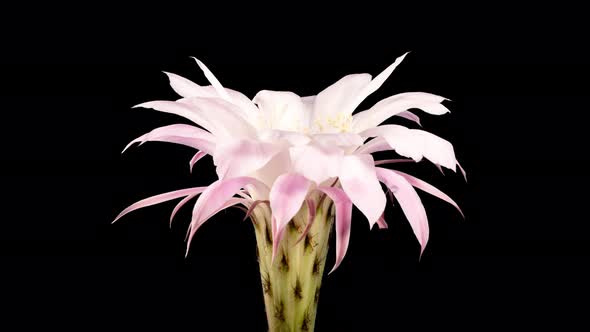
left=251, top=195, right=334, bottom=332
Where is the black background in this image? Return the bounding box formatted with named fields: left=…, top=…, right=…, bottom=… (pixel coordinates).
left=1, top=5, right=588, bottom=331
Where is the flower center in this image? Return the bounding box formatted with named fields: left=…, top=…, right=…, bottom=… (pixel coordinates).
left=313, top=112, right=353, bottom=133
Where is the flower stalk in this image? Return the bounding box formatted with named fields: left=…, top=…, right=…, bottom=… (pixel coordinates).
left=251, top=194, right=334, bottom=332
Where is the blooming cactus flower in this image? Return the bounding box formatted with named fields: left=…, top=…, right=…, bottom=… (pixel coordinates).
left=114, top=52, right=464, bottom=331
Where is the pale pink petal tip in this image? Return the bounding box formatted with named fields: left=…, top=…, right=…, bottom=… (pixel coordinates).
left=376, top=213, right=388, bottom=229
left=269, top=173, right=312, bottom=261
left=317, top=186, right=353, bottom=274
left=189, top=151, right=206, bottom=173
left=113, top=187, right=206, bottom=224
left=295, top=198, right=316, bottom=245
left=457, top=161, right=468, bottom=182
left=242, top=200, right=269, bottom=222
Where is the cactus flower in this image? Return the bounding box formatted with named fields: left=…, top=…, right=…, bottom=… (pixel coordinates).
left=114, top=52, right=465, bottom=331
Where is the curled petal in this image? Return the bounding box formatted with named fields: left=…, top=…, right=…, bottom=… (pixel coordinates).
left=360, top=124, right=457, bottom=171
left=396, top=110, right=422, bottom=126
left=269, top=173, right=311, bottom=262
left=189, top=151, right=207, bottom=173
left=113, top=187, right=207, bottom=223
left=316, top=186, right=353, bottom=274
left=352, top=92, right=449, bottom=132
left=376, top=167, right=429, bottom=257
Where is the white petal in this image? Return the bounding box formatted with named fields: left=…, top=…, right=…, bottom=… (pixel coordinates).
left=355, top=136, right=390, bottom=154
left=312, top=133, right=364, bottom=149
left=133, top=101, right=216, bottom=134
left=250, top=150, right=293, bottom=190
left=312, top=74, right=371, bottom=121
left=253, top=90, right=307, bottom=131
left=338, top=154, right=386, bottom=228
left=191, top=57, right=231, bottom=101
left=164, top=71, right=258, bottom=120
left=178, top=97, right=257, bottom=140
left=289, top=142, right=343, bottom=185
left=344, top=52, right=409, bottom=116
left=360, top=124, right=457, bottom=171
left=213, top=139, right=283, bottom=179
left=258, top=129, right=311, bottom=146
left=352, top=92, right=449, bottom=132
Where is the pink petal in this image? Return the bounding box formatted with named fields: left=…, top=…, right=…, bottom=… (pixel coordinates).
left=316, top=186, right=353, bottom=274
left=376, top=167, right=429, bottom=256
left=376, top=213, right=388, bottom=229
left=122, top=124, right=215, bottom=154
left=397, top=110, right=422, bottom=126
left=392, top=170, right=464, bottom=218
left=113, top=187, right=207, bottom=223
left=184, top=197, right=251, bottom=252
left=269, top=173, right=312, bottom=262
left=360, top=124, right=457, bottom=171
left=189, top=151, right=207, bottom=173
left=457, top=160, right=468, bottom=182
left=170, top=193, right=200, bottom=227
left=187, top=177, right=269, bottom=248
left=374, top=158, right=414, bottom=166
left=295, top=198, right=317, bottom=244
left=435, top=164, right=445, bottom=175
left=339, top=154, right=386, bottom=228
left=242, top=200, right=270, bottom=222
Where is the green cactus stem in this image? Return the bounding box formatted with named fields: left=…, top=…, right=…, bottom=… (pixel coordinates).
left=250, top=194, right=335, bottom=332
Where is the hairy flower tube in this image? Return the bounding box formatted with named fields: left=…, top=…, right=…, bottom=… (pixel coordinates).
left=114, top=52, right=465, bottom=331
